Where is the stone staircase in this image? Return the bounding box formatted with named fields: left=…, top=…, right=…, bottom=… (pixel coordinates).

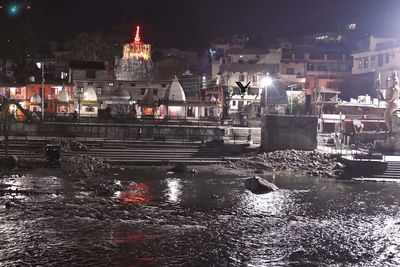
left=368, top=161, right=400, bottom=179
left=0, top=139, right=228, bottom=165
left=353, top=161, right=400, bottom=181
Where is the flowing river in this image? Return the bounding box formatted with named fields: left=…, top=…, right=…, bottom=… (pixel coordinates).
left=0, top=167, right=399, bottom=266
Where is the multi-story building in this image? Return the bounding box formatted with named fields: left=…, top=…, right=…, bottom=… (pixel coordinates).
left=351, top=36, right=400, bottom=96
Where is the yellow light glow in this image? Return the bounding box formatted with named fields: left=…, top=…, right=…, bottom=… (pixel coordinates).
left=122, top=26, right=151, bottom=60
left=122, top=43, right=151, bottom=60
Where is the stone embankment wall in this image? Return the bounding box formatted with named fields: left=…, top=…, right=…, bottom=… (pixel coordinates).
left=261, top=115, right=318, bottom=152
left=9, top=122, right=224, bottom=141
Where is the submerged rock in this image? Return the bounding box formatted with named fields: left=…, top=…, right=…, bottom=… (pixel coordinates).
left=244, top=175, right=279, bottom=194
left=0, top=155, right=18, bottom=169
left=168, top=163, right=187, bottom=173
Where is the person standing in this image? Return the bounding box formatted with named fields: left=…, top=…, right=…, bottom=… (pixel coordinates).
left=384, top=71, right=400, bottom=133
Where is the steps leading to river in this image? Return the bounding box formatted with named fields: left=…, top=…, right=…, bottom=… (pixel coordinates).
left=354, top=161, right=400, bottom=181
left=0, top=140, right=228, bottom=165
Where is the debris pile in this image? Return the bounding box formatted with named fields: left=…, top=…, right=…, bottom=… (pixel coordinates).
left=62, top=155, right=110, bottom=179
left=226, top=149, right=343, bottom=178
left=60, top=139, right=88, bottom=152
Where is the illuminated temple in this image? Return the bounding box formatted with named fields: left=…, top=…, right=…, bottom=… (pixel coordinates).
left=115, top=26, right=154, bottom=81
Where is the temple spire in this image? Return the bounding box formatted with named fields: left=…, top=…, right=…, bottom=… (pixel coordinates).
left=134, top=26, right=141, bottom=43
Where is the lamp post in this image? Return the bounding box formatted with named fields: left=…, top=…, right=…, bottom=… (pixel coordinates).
left=36, top=62, right=45, bottom=119
left=78, top=89, right=83, bottom=122
left=261, top=74, right=273, bottom=115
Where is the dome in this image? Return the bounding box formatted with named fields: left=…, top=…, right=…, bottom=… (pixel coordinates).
left=30, top=93, right=41, bottom=104
left=58, top=87, right=70, bottom=102
left=110, top=87, right=131, bottom=101
left=166, top=76, right=186, bottom=101
left=83, top=87, right=98, bottom=101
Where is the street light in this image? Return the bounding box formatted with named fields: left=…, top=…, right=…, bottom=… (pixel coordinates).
left=36, top=62, right=45, bottom=119
left=261, top=74, right=273, bottom=114
left=77, top=88, right=84, bottom=122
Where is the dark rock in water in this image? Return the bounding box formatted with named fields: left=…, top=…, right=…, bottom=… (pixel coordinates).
left=5, top=201, right=11, bottom=209
left=244, top=175, right=279, bottom=194
left=333, top=162, right=344, bottom=169
left=168, top=163, right=187, bottom=173
left=0, top=156, right=18, bottom=168
left=289, top=249, right=306, bottom=261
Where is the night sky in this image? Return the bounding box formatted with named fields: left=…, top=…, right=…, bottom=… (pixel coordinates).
left=3, top=0, right=400, bottom=49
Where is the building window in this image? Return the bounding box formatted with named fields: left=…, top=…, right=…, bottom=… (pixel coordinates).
left=252, top=75, right=258, bottom=83
left=87, top=82, right=93, bottom=86
left=307, top=63, right=314, bottom=71
left=153, top=89, right=158, bottom=96
left=239, top=74, right=245, bottom=81
left=378, top=54, right=384, bottom=67
left=318, top=64, right=328, bottom=71
left=51, top=88, right=56, bottom=94
left=286, top=68, right=294, bottom=75
left=357, top=59, right=363, bottom=70
left=370, top=56, right=376, bottom=67
left=97, top=87, right=103, bottom=95
left=161, top=84, right=167, bottom=88
left=15, top=88, right=21, bottom=95
left=141, top=88, right=146, bottom=95
left=238, top=59, right=244, bottom=64
left=363, top=58, right=369, bottom=68
left=232, top=100, right=236, bottom=106
left=221, top=59, right=226, bottom=64
left=86, top=70, right=96, bottom=79
left=385, top=53, right=390, bottom=64
left=78, top=86, right=84, bottom=93
left=327, top=82, right=338, bottom=88
left=130, top=83, right=136, bottom=87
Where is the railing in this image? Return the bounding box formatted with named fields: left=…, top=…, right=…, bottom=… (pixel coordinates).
left=1, top=119, right=226, bottom=144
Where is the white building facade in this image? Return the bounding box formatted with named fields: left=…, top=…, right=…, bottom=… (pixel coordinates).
left=352, top=36, right=400, bottom=87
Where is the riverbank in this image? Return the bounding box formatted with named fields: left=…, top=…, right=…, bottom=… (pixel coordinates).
left=0, top=147, right=344, bottom=199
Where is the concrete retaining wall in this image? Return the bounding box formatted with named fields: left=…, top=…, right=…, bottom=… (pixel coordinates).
left=261, top=115, right=318, bottom=151
left=9, top=122, right=225, bottom=141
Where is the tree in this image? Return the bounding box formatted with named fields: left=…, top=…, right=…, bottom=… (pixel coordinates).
left=65, top=31, right=111, bottom=62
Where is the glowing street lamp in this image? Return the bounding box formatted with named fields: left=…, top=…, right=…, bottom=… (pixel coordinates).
left=261, top=76, right=273, bottom=88
left=261, top=74, right=273, bottom=114
left=36, top=62, right=45, bottom=119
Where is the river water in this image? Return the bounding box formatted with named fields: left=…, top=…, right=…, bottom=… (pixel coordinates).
left=0, top=167, right=400, bottom=266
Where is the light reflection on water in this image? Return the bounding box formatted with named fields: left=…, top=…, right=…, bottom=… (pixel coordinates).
left=115, top=182, right=151, bottom=205
left=164, top=178, right=182, bottom=204
left=0, top=170, right=400, bottom=266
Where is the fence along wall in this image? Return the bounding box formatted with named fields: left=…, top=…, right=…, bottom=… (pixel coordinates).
left=261, top=115, right=318, bottom=152
left=8, top=122, right=225, bottom=141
